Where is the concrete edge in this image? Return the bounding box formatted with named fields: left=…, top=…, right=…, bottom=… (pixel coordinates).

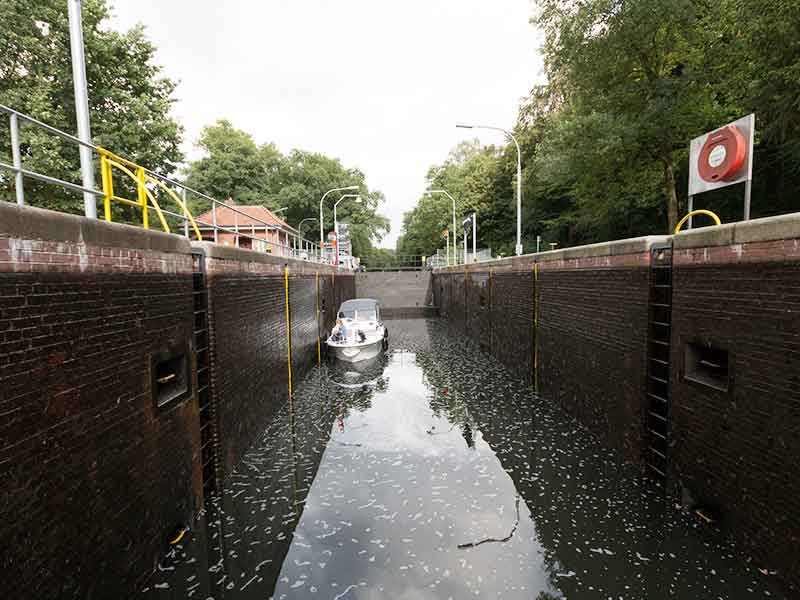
left=191, top=241, right=344, bottom=274
left=673, top=212, right=800, bottom=249
left=0, top=201, right=191, bottom=254
left=434, top=235, right=672, bottom=272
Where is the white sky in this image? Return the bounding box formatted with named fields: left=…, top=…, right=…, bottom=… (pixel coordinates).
left=109, top=0, right=544, bottom=247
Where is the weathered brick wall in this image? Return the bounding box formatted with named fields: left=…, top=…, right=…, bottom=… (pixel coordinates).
left=670, top=220, right=800, bottom=590
left=0, top=204, right=202, bottom=598
left=433, top=239, right=663, bottom=461
left=197, top=243, right=353, bottom=477
left=538, top=258, right=651, bottom=460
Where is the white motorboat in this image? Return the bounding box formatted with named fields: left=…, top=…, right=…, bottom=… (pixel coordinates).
left=326, top=299, right=388, bottom=363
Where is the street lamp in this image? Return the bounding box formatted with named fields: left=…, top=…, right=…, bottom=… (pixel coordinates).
left=457, top=123, right=523, bottom=256
left=334, top=194, right=361, bottom=265
left=319, top=186, right=359, bottom=259
left=425, top=189, right=457, bottom=266
left=67, top=0, right=96, bottom=218
left=295, top=217, right=317, bottom=255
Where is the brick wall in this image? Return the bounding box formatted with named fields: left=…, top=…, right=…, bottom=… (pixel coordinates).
left=0, top=204, right=202, bottom=598
left=197, top=243, right=353, bottom=477
left=669, top=219, right=800, bottom=589
left=434, top=239, right=662, bottom=460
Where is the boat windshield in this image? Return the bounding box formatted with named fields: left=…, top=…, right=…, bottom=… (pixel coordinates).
left=339, top=300, right=379, bottom=322
left=340, top=307, right=377, bottom=321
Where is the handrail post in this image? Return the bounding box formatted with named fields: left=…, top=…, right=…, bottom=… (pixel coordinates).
left=182, top=188, right=189, bottom=238
left=9, top=113, right=24, bottom=205
left=212, top=202, right=218, bottom=243
left=100, top=154, right=112, bottom=221
left=137, top=166, right=148, bottom=229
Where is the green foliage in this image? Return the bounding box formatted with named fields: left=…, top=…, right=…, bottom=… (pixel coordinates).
left=0, top=0, right=182, bottom=215
left=184, top=120, right=390, bottom=257
left=400, top=0, right=800, bottom=255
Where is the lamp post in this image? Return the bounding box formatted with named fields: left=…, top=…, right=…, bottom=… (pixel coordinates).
left=457, top=123, right=523, bottom=255
left=334, top=194, right=361, bottom=266
left=320, top=186, right=359, bottom=261
left=425, top=189, right=458, bottom=265
left=67, top=0, right=96, bottom=218
left=295, top=217, right=316, bottom=256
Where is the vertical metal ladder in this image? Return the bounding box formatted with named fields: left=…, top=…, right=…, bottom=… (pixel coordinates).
left=645, top=245, right=673, bottom=483
left=192, top=250, right=219, bottom=498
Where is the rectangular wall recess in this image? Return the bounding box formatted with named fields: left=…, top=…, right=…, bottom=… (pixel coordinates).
left=684, top=343, right=730, bottom=392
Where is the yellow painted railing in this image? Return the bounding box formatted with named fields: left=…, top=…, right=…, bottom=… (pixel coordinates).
left=674, top=210, right=722, bottom=234
left=98, top=147, right=202, bottom=240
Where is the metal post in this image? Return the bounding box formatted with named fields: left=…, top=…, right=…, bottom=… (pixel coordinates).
left=743, top=180, right=752, bottom=221
left=182, top=188, right=189, bottom=238
left=452, top=197, right=457, bottom=266
left=536, top=235, right=541, bottom=253
left=67, top=0, right=97, bottom=218
left=456, top=125, right=523, bottom=255
left=472, top=213, right=477, bottom=262
left=687, top=195, right=694, bottom=229
left=212, top=202, right=218, bottom=243
left=463, top=228, right=467, bottom=265
left=446, top=232, right=450, bottom=267
left=9, top=113, right=24, bottom=205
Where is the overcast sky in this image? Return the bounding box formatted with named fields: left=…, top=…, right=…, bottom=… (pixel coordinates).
left=110, top=0, right=543, bottom=248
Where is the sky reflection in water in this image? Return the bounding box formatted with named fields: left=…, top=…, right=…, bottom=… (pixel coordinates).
left=142, top=319, right=784, bottom=600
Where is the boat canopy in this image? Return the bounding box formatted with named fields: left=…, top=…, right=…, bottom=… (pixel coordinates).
left=338, top=298, right=380, bottom=322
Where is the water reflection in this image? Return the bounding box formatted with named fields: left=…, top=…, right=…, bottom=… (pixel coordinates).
left=142, top=320, right=785, bottom=599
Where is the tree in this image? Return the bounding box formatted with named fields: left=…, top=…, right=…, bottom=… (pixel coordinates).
left=183, top=120, right=281, bottom=213
left=534, top=0, right=729, bottom=232
left=183, top=125, right=390, bottom=258
left=0, top=0, right=183, bottom=216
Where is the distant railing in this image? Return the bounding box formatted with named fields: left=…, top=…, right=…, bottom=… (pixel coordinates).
left=0, top=104, right=331, bottom=264
left=362, top=255, right=427, bottom=271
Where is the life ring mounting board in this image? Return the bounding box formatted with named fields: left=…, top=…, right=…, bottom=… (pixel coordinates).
left=688, top=114, right=754, bottom=197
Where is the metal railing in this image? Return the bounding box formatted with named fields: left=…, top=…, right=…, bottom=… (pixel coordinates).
left=0, top=104, right=331, bottom=264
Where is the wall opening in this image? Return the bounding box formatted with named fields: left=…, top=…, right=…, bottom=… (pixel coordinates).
left=684, top=343, right=730, bottom=392
left=153, top=349, right=190, bottom=408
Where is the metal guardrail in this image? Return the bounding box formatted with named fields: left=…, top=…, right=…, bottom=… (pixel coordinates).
left=0, top=104, right=330, bottom=263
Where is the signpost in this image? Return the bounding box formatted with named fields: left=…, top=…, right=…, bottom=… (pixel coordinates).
left=687, top=114, right=755, bottom=228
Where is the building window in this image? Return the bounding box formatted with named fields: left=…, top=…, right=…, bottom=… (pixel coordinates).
left=684, top=343, right=730, bottom=392
left=152, top=346, right=191, bottom=408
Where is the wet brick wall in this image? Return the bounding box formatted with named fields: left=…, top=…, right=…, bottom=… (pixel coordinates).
left=434, top=250, right=652, bottom=460
left=537, top=260, right=651, bottom=461
left=200, top=245, right=353, bottom=478
left=0, top=206, right=202, bottom=599
left=670, top=238, right=800, bottom=590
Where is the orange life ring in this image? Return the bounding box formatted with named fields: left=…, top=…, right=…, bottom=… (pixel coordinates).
left=698, top=124, right=747, bottom=183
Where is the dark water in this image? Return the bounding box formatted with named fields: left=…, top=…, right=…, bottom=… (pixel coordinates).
left=142, top=319, right=785, bottom=599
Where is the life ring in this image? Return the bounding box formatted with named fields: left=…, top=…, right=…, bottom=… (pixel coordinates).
left=698, top=124, right=747, bottom=183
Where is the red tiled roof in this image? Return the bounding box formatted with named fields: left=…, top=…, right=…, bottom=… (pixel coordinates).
left=194, top=203, right=296, bottom=231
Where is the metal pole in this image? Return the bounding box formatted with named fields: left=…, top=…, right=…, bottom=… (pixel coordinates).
left=67, top=0, right=96, bottom=218
left=536, top=235, right=541, bottom=253
left=743, top=180, right=752, bottom=221
left=463, top=228, right=467, bottom=264
left=687, top=194, right=694, bottom=230
left=472, top=213, right=477, bottom=262
left=456, top=125, right=523, bottom=255
left=446, top=232, right=450, bottom=267
left=9, top=113, right=24, bottom=205
left=514, top=137, right=522, bottom=255
left=212, top=202, right=218, bottom=243
left=182, top=188, right=189, bottom=238
left=452, top=197, right=457, bottom=266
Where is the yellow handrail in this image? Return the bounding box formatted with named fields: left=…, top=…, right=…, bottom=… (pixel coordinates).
left=674, top=209, right=722, bottom=234
left=97, top=147, right=202, bottom=240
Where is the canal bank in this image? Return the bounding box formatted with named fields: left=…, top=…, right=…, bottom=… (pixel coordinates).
left=142, top=319, right=785, bottom=599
